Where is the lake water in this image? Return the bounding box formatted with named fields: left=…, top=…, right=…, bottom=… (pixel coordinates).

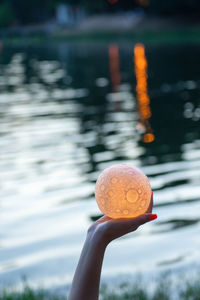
left=0, top=41, right=200, bottom=292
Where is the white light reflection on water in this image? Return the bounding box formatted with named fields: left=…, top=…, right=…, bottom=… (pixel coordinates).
left=0, top=43, right=200, bottom=293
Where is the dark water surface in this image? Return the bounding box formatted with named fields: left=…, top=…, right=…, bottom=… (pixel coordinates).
left=0, top=41, right=200, bottom=290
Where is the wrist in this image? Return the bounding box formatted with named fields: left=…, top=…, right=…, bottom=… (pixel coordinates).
left=87, top=224, right=110, bottom=248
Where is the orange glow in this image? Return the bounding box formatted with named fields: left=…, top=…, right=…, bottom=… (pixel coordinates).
left=143, top=133, right=155, bottom=143
left=137, top=0, right=149, bottom=7
left=95, top=164, right=152, bottom=219
left=109, top=44, right=121, bottom=91
left=134, top=43, right=154, bottom=143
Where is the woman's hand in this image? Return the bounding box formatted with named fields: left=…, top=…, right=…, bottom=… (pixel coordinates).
left=88, top=192, right=157, bottom=245
left=68, top=193, right=157, bottom=300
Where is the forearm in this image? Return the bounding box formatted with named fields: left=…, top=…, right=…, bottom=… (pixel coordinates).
left=68, top=228, right=108, bottom=300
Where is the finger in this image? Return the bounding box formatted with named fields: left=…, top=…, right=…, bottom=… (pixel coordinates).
left=146, top=192, right=153, bottom=213
left=129, top=213, right=157, bottom=227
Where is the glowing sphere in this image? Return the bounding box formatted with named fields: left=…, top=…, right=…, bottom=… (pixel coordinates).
left=95, top=164, right=152, bottom=219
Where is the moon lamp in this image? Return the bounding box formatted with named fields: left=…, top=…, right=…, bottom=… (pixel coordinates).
left=95, top=164, right=152, bottom=219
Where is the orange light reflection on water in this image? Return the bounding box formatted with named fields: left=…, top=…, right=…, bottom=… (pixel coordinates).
left=109, top=44, right=121, bottom=92
left=134, top=43, right=155, bottom=143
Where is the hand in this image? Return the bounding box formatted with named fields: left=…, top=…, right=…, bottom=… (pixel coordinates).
left=88, top=192, right=157, bottom=244
left=69, top=194, right=156, bottom=300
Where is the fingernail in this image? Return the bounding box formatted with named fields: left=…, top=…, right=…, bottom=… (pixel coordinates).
left=149, top=214, right=157, bottom=221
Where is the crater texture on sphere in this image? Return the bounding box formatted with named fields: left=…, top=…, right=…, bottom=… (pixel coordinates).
left=95, top=164, right=152, bottom=218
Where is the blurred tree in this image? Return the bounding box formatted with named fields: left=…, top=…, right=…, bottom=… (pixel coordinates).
left=12, top=0, right=55, bottom=24
left=147, top=0, right=200, bottom=15
left=0, top=0, right=200, bottom=27
left=10, top=0, right=108, bottom=24
left=0, top=1, right=15, bottom=27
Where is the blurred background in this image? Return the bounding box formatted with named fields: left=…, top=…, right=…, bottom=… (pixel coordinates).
left=1, top=0, right=200, bottom=298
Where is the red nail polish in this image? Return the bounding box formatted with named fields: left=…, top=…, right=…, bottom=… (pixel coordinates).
left=149, top=214, right=157, bottom=221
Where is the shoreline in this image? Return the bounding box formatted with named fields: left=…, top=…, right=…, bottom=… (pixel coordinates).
left=1, top=28, right=200, bottom=46
left=1, top=15, right=200, bottom=44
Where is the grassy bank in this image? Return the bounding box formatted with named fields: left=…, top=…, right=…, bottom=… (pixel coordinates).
left=1, top=26, right=200, bottom=46
left=1, top=275, right=200, bottom=300
left=51, top=27, right=200, bottom=43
